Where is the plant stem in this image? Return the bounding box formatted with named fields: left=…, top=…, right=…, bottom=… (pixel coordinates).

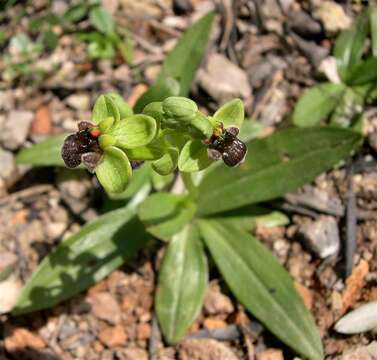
left=181, top=172, right=199, bottom=198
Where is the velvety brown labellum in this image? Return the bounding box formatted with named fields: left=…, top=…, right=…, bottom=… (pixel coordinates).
left=62, top=134, right=82, bottom=168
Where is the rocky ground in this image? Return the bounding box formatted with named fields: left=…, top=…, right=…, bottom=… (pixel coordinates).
left=0, top=0, right=377, bottom=359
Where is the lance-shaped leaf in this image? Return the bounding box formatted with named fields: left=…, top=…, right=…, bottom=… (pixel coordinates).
left=197, top=127, right=362, bottom=216
left=138, top=192, right=196, bottom=241
left=108, top=114, right=157, bottom=149
left=293, top=83, right=345, bottom=127
left=96, top=146, right=132, bottom=194
left=156, top=225, right=208, bottom=344
left=92, top=94, right=120, bottom=124
left=152, top=147, right=179, bottom=176
left=334, top=10, right=369, bottom=82
left=370, top=6, right=377, bottom=57
left=211, top=204, right=289, bottom=231
left=16, top=134, right=67, bottom=167
left=198, top=220, right=323, bottom=360
left=213, top=98, right=244, bottom=128
left=178, top=140, right=213, bottom=172
left=106, top=92, right=133, bottom=119
left=12, top=192, right=150, bottom=315
left=346, top=57, right=377, bottom=85
left=134, top=12, right=214, bottom=112
left=89, top=6, right=114, bottom=35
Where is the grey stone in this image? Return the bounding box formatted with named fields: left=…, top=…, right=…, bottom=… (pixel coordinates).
left=65, top=93, right=90, bottom=111
left=0, top=110, right=33, bottom=150
left=0, top=149, right=16, bottom=182
left=297, top=216, right=340, bottom=258
left=198, top=53, right=252, bottom=103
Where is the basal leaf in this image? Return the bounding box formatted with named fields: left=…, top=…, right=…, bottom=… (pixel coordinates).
left=95, top=146, right=132, bottom=194
left=370, top=6, right=377, bottom=57
left=346, top=57, right=377, bottom=85
left=211, top=204, right=289, bottom=231
left=89, top=6, right=114, bottom=35
left=197, top=127, right=362, bottom=216
left=138, top=192, right=196, bottom=241
left=134, top=12, right=214, bottom=112
left=334, top=10, right=369, bottom=81
left=198, top=220, right=323, bottom=360
left=92, top=94, right=120, bottom=124
left=178, top=140, right=213, bottom=172
left=108, top=114, right=157, bottom=149
left=16, top=134, right=67, bottom=167
left=12, top=190, right=150, bottom=315
left=293, top=83, right=345, bottom=127
left=213, top=98, right=244, bottom=128
left=156, top=225, right=207, bottom=343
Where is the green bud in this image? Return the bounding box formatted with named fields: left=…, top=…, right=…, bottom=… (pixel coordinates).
left=152, top=147, right=179, bottom=176
left=162, top=96, right=198, bottom=123
left=99, top=134, right=116, bottom=149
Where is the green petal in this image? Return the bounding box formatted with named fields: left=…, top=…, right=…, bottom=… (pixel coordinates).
left=98, top=117, right=115, bottom=133
left=152, top=147, right=179, bottom=175
left=95, top=146, right=132, bottom=193
left=213, top=98, right=244, bottom=128
left=99, top=134, right=116, bottom=149
left=92, top=94, right=120, bottom=124
left=178, top=140, right=213, bottom=172
left=106, top=92, right=133, bottom=119
left=108, top=114, right=157, bottom=149
left=188, top=112, right=213, bottom=139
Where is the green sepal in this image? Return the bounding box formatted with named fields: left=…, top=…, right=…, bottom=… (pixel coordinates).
left=142, top=102, right=164, bottom=129
left=92, top=94, right=120, bottom=124
left=108, top=114, right=157, bottom=149
left=213, top=98, right=244, bottom=128
left=152, top=147, right=179, bottom=175
left=95, top=146, right=132, bottom=194
left=106, top=92, right=133, bottom=119
left=162, top=96, right=198, bottom=122
left=98, top=134, right=116, bottom=149
left=187, top=112, right=213, bottom=139
left=178, top=140, right=213, bottom=172
left=98, top=117, right=115, bottom=133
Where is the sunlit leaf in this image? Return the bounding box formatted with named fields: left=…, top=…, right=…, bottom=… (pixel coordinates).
left=156, top=225, right=207, bottom=343
left=197, top=127, right=362, bottom=216
left=138, top=192, right=196, bottom=241
left=213, top=98, right=244, bottom=128
left=293, top=83, right=345, bottom=127
left=198, top=220, right=323, bottom=360
left=89, top=6, right=114, bottom=35
left=92, top=94, right=120, bottom=124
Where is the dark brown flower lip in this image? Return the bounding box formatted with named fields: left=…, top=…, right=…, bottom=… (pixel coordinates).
left=61, top=121, right=103, bottom=169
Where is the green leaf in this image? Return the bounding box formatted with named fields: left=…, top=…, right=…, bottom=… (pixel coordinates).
left=152, top=147, right=179, bottom=176
left=108, top=114, right=157, bottom=149
left=334, top=11, right=369, bottom=81
left=95, top=146, right=132, bottom=194
left=41, top=30, right=59, bottom=51
left=12, top=197, right=149, bottom=315
left=370, top=6, right=377, bottom=57
left=92, top=94, right=120, bottom=124
left=156, top=225, right=207, bottom=343
left=89, top=6, right=114, bottom=35
left=16, top=134, right=67, bottom=167
left=293, top=83, right=345, bottom=127
left=329, top=87, right=363, bottom=128
left=188, top=112, right=213, bottom=139
left=211, top=204, right=289, bottom=231
left=151, top=171, right=175, bottom=191
left=197, top=127, right=362, bottom=216
left=138, top=192, right=196, bottom=241
left=347, top=57, right=377, bottom=85
left=106, top=93, right=133, bottom=119
left=213, top=99, right=244, bottom=128
left=178, top=140, right=212, bottom=172
left=63, top=4, right=88, bottom=23
left=198, top=220, right=323, bottom=360
left=88, top=37, right=115, bottom=59
left=133, top=12, right=214, bottom=112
